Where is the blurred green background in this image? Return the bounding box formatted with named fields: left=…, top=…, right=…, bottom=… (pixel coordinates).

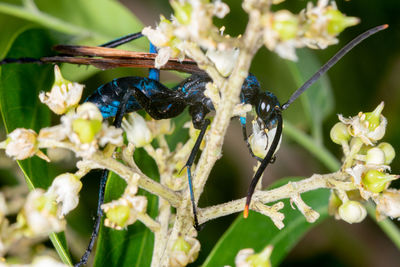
left=0, top=0, right=399, bottom=266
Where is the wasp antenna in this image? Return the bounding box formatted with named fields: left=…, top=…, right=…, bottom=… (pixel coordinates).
left=282, top=24, right=388, bottom=110
left=244, top=111, right=283, bottom=217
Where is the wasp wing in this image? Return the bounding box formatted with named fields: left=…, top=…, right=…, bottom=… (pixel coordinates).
left=47, top=45, right=204, bottom=74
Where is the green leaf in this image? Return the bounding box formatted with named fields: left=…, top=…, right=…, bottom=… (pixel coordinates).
left=0, top=28, right=72, bottom=264
left=94, top=149, right=159, bottom=267
left=0, top=0, right=146, bottom=82
left=202, top=178, right=330, bottom=267
left=286, top=49, right=334, bottom=143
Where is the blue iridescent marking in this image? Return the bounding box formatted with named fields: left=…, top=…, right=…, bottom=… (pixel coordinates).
left=148, top=43, right=160, bottom=81
left=100, top=104, right=118, bottom=118
left=246, top=74, right=260, bottom=88
left=240, top=116, right=246, bottom=125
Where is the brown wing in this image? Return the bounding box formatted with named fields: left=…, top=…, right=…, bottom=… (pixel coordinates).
left=45, top=45, right=204, bottom=74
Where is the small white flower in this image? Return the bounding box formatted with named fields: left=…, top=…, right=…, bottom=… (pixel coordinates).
left=235, top=245, right=273, bottom=267
left=376, top=189, right=400, bottom=219
left=122, top=113, right=153, bottom=147
left=235, top=248, right=255, bottom=267
left=170, top=236, right=200, bottom=267
left=23, top=189, right=66, bottom=236
left=339, top=103, right=387, bottom=146
left=5, top=128, right=37, bottom=160
left=206, top=48, right=239, bottom=77
left=97, top=125, right=123, bottom=147
left=102, top=182, right=147, bottom=230
left=46, top=173, right=82, bottom=217
left=5, top=128, right=49, bottom=161
left=39, top=65, right=84, bottom=115
left=142, top=25, right=170, bottom=47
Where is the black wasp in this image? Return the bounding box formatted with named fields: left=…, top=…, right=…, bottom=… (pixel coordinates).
left=0, top=25, right=388, bottom=266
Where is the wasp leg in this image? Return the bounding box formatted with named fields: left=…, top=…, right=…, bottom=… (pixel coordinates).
left=181, top=119, right=210, bottom=231
left=75, top=90, right=133, bottom=267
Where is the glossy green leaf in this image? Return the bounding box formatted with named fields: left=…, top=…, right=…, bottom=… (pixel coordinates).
left=202, top=178, right=330, bottom=267
left=0, top=28, right=72, bottom=264
left=94, top=149, right=159, bottom=267
left=286, top=49, right=334, bottom=143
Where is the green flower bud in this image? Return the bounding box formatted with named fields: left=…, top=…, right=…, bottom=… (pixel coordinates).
left=170, top=0, right=192, bottom=25
left=105, top=205, right=130, bottom=228
left=326, top=9, right=359, bottom=35
left=366, top=147, right=385, bottom=165
left=330, top=122, right=350, bottom=144
left=378, top=142, right=395, bottom=164
left=364, top=102, right=384, bottom=131
left=338, top=200, right=366, bottom=224
left=72, top=118, right=102, bottom=143
left=362, top=170, right=398, bottom=193
left=172, top=236, right=191, bottom=253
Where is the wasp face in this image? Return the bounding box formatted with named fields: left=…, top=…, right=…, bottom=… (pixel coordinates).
left=255, top=92, right=281, bottom=131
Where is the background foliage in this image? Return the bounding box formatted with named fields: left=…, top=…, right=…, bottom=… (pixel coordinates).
left=0, top=0, right=399, bottom=266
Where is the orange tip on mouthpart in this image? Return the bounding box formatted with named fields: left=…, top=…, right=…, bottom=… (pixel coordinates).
left=382, top=24, right=389, bottom=29
left=243, top=205, right=249, bottom=218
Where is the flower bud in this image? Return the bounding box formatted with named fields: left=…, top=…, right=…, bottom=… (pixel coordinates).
left=364, top=102, right=384, bottom=131
left=366, top=147, right=385, bottom=165
left=39, top=65, right=84, bottom=115
left=338, top=200, right=367, bottom=224
left=326, top=9, right=360, bottom=35
left=377, top=142, right=395, bottom=165
left=122, top=113, right=153, bottom=147
left=362, top=170, right=398, bottom=194
left=330, top=122, right=350, bottom=145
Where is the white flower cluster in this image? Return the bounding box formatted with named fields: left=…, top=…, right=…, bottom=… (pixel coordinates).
left=38, top=103, right=123, bottom=158
left=329, top=102, right=400, bottom=223
left=142, top=0, right=238, bottom=77
left=262, top=0, right=359, bottom=60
